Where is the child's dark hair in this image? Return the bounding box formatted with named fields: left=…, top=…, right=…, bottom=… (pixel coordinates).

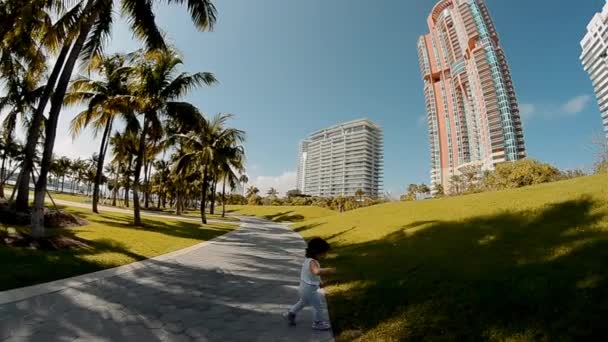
left=306, top=238, right=330, bottom=259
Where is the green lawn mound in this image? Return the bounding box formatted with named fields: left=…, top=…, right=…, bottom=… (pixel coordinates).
left=0, top=207, right=237, bottom=291
left=226, top=205, right=335, bottom=222
left=286, top=174, right=608, bottom=341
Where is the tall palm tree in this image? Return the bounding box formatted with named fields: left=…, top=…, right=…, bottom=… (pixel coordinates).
left=216, top=141, right=246, bottom=218
left=65, top=53, right=134, bottom=213
left=176, top=113, right=245, bottom=224
left=12, top=0, right=82, bottom=212
left=29, top=0, right=219, bottom=237
left=129, top=49, right=216, bottom=226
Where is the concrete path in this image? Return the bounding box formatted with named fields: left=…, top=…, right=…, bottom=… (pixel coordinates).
left=0, top=217, right=334, bottom=342
left=52, top=199, right=224, bottom=224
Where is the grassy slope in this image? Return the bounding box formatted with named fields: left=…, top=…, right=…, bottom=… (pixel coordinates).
left=225, top=205, right=336, bottom=222
left=289, top=174, right=608, bottom=341
left=0, top=207, right=237, bottom=291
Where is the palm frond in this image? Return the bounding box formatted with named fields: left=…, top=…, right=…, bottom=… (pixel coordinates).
left=166, top=0, right=217, bottom=31
left=121, top=0, right=166, bottom=50
left=81, top=0, right=113, bottom=63
left=161, top=72, right=217, bottom=99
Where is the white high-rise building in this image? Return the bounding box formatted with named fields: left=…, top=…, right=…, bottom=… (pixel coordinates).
left=581, top=0, right=608, bottom=138
left=297, top=119, right=384, bottom=198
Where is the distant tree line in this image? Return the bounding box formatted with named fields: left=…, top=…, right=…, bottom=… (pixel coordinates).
left=222, top=187, right=388, bottom=212
left=402, top=154, right=608, bottom=201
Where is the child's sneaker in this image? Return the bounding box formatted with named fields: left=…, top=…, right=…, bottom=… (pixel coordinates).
left=283, top=311, right=296, bottom=326
left=312, top=321, right=331, bottom=331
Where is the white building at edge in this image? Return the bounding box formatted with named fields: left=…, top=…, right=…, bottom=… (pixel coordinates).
left=296, top=118, right=384, bottom=198
left=581, top=0, right=608, bottom=138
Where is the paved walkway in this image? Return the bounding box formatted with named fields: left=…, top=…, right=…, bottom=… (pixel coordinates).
left=52, top=199, right=224, bottom=224
left=0, top=218, right=334, bottom=341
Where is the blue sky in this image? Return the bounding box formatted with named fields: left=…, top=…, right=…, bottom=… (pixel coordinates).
left=55, top=0, right=607, bottom=196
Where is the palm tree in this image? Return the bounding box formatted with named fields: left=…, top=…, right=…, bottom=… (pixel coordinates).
left=267, top=188, right=278, bottom=198
left=152, top=159, right=171, bottom=209
left=109, top=130, right=138, bottom=208
left=70, top=158, right=87, bottom=194
left=65, top=53, right=134, bottom=213
left=104, top=163, right=119, bottom=206
left=0, top=136, right=21, bottom=198
left=128, top=48, right=216, bottom=226
left=176, top=113, right=245, bottom=224
left=0, top=52, right=46, bottom=203
left=55, top=157, right=72, bottom=193
left=28, top=0, right=219, bottom=237
left=246, top=186, right=260, bottom=199
left=216, top=142, right=246, bottom=218
left=355, top=189, right=365, bottom=205
left=12, top=0, right=82, bottom=213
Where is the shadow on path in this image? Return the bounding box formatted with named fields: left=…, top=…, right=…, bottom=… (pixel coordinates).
left=0, top=217, right=333, bottom=341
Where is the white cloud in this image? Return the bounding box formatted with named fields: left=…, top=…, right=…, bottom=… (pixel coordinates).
left=561, top=95, right=592, bottom=115
left=519, top=94, right=593, bottom=122
left=519, top=103, right=536, bottom=119
left=247, top=171, right=297, bottom=197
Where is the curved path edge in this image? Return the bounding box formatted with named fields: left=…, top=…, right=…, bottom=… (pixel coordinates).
left=0, top=216, right=335, bottom=342
left=0, top=222, right=244, bottom=305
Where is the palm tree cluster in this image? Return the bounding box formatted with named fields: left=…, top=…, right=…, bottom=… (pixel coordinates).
left=0, top=0, right=248, bottom=237
left=47, top=154, right=102, bottom=196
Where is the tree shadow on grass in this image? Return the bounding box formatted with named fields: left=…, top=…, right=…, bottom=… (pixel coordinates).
left=294, top=222, right=324, bottom=233
left=83, top=213, right=235, bottom=242
left=325, top=197, right=608, bottom=341
left=0, top=230, right=148, bottom=291
left=263, top=211, right=306, bottom=223
left=1, top=210, right=235, bottom=291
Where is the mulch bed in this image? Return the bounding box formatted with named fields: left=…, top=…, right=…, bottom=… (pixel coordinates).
left=0, top=198, right=91, bottom=251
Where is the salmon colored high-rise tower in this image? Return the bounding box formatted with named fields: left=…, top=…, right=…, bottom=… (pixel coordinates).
left=418, top=0, right=526, bottom=193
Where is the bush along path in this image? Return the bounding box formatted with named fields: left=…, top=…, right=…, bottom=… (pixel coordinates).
left=0, top=217, right=334, bottom=342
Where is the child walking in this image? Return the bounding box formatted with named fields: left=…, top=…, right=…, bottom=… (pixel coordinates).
left=284, top=237, right=336, bottom=331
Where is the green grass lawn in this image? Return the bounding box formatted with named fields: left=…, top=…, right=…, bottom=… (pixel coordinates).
left=261, top=175, right=608, bottom=341
left=225, top=205, right=336, bottom=222
left=0, top=206, right=237, bottom=291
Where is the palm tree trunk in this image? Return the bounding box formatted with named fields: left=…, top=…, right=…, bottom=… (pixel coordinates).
left=61, top=175, right=65, bottom=192
left=176, top=190, right=182, bottom=216
left=144, top=160, right=151, bottom=209
left=16, top=40, right=72, bottom=213
left=9, top=168, right=21, bottom=201
left=32, top=27, right=92, bottom=237
left=92, top=119, right=113, bottom=213
left=0, top=150, right=6, bottom=199
left=200, top=167, right=208, bottom=224
left=210, top=177, right=217, bottom=215
left=112, top=172, right=119, bottom=207
left=132, top=114, right=150, bottom=226
left=222, top=179, right=226, bottom=218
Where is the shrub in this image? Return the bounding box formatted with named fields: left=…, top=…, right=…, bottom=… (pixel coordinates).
left=483, top=159, right=560, bottom=191
left=595, top=161, right=608, bottom=175
left=248, top=195, right=262, bottom=206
